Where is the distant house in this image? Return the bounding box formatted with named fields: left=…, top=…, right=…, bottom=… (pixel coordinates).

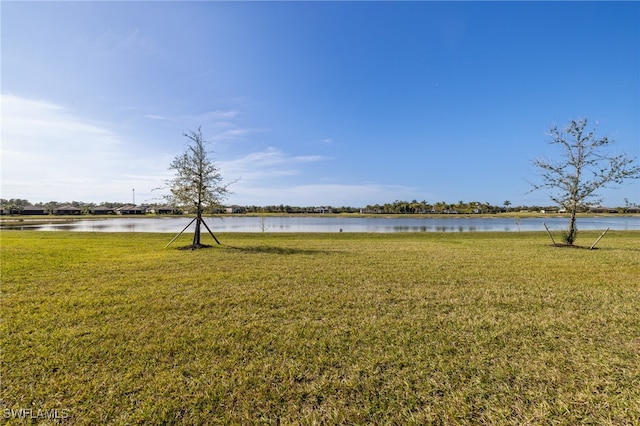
left=155, top=206, right=180, bottom=214
left=115, top=205, right=147, bottom=215
left=53, top=205, right=82, bottom=215
left=225, top=205, right=246, bottom=214
left=21, top=205, right=47, bottom=215
left=314, top=207, right=331, bottom=214
left=90, top=205, right=116, bottom=215
left=589, top=206, right=618, bottom=214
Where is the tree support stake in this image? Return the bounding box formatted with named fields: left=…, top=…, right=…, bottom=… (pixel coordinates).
left=165, top=217, right=197, bottom=248
left=543, top=222, right=557, bottom=246
left=199, top=217, right=221, bottom=245
left=590, top=228, right=609, bottom=250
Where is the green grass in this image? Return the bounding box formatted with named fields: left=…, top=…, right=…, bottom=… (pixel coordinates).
left=1, top=231, right=639, bottom=425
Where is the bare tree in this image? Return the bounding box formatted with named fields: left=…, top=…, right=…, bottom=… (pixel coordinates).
left=165, top=127, right=233, bottom=248
left=531, top=118, right=640, bottom=245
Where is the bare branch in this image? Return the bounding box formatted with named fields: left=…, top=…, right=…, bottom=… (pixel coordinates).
left=164, top=127, right=234, bottom=213
left=530, top=118, right=640, bottom=244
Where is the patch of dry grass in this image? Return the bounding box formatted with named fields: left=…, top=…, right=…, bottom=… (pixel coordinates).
left=1, top=231, right=639, bottom=424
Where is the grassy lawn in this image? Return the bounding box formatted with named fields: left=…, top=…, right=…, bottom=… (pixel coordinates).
left=1, top=231, right=639, bottom=424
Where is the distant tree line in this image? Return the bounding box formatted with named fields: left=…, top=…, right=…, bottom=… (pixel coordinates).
left=3, top=198, right=638, bottom=216
left=242, top=205, right=362, bottom=214
left=363, top=200, right=497, bottom=214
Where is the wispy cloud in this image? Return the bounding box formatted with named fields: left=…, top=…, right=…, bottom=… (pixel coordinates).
left=1, top=94, right=341, bottom=205
left=217, top=150, right=419, bottom=206
left=143, top=109, right=239, bottom=124
left=92, top=28, right=153, bottom=55
left=295, top=155, right=325, bottom=163
left=143, top=114, right=170, bottom=121
left=220, top=147, right=327, bottom=181
left=1, top=94, right=169, bottom=203
left=194, top=110, right=240, bottom=122
left=142, top=108, right=256, bottom=143
left=227, top=182, right=423, bottom=207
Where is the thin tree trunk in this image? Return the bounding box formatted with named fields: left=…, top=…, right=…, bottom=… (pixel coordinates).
left=193, top=210, right=202, bottom=246
left=567, top=209, right=577, bottom=245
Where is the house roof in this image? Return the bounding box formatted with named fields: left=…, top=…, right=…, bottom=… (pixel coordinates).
left=116, top=205, right=146, bottom=211
left=55, top=205, right=82, bottom=211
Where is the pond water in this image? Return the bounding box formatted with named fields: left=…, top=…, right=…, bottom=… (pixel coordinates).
left=3, top=216, right=640, bottom=233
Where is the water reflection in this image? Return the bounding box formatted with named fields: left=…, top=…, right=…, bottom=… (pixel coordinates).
left=1, top=216, right=638, bottom=233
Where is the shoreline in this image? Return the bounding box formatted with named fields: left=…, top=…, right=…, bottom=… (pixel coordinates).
left=1, top=211, right=638, bottom=225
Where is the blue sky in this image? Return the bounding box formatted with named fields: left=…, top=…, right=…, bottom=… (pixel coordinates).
left=2, top=1, right=639, bottom=207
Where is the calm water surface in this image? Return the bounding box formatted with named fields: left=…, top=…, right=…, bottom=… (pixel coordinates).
left=5, top=216, right=640, bottom=233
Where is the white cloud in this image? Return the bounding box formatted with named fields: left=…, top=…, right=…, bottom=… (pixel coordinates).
left=1, top=95, right=424, bottom=207
left=0, top=95, right=343, bottom=206
left=92, top=28, right=153, bottom=56
left=142, top=109, right=256, bottom=144
left=143, top=114, right=170, bottom=121
left=295, top=155, right=325, bottom=163
left=194, top=110, right=240, bottom=122
left=218, top=148, right=424, bottom=206
left=143, top=110, right=240, bottom=125
left=1, top=94, right=169, bottom=203
left=227, top=183, right=422, bottom=207
left=219, top=147, right=327, bottom=182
